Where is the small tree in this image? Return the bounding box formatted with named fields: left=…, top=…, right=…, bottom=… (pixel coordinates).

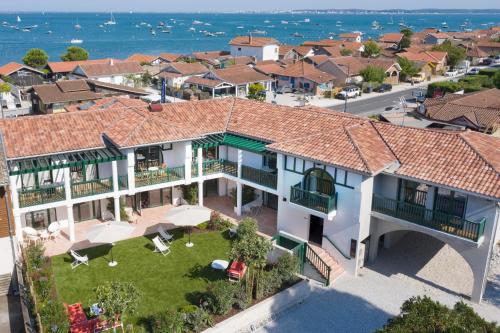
left=340, top=48, right=353, bottom=56
left=95, top=281, right=141, bottom=323
left=432, top=40, right=466, bottom=69
left=23, top=48, right=49, bottom=68
left=397, top=57, right=420, bottom=81
left=61, top=46, right=89, bottom=61
left=0, top=83, right=11, bottom=93
left=141, top=71, right=152, bottom=86
left=362, top=41, right=380, bottom=58
left=493, top=70, right=500, bottom=89
left=248, top=83, right=265, bottom=101
left=360, top=65, right=386, bottom=84
left=399, top=28, right=413, bottom=49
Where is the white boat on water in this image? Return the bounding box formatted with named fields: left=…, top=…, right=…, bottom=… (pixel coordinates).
left=281, top=20, right=288, bottom=24
left=251, top=29, right=267, bottom=35
left=192, top=20, right=203, bottom=25
left=17, top=16, right=21, bottom=23
left=188, top=27, right=196, bottom=32
left=104, top=13, right=116, bottom=25
left=304, top=18, right=310, bottom=23
left=236, top=26, right=244, bottom=29
left=70, top=39, right=83, bottom=44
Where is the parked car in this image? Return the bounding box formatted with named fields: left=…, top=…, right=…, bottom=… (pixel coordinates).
left=336, top=86, right=360, bottom=99
left=410, top=73, right=425, bottom=83
left=276, top=86, right=293, bottom=94
left=481, top=58, right=493, bottom=66
left=494, top=55, right=500, bottom=64
left=374, top=84, right=392, bottom=93
left=444, top=70, right=458, bottom=77
left=467, top=68, right=480, bottom=75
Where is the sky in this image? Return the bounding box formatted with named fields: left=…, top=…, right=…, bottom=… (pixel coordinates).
left=2, top=0, right=499, bottom=12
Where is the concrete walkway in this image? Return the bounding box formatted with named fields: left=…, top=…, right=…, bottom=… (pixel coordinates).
left=258, top=267, right=500, bottom=333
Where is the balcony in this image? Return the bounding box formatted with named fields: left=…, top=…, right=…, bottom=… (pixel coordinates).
left=18, top=184, right=66, bottom=208
left=135, top=166, right=185, bottom=188
left=372, top=195, right=486, bottom=242
left=290, top=183, right=337, bottom=214
left=71, top=177, right=114, bottom=198
left=241, top=165, right=277, bottom=189
left=118, top=175, right=128, bottom=190
left=202, top=159, right=238, bottom=177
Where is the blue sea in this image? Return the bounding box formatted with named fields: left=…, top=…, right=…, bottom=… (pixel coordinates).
left=0, top=12, right=499, bottom=64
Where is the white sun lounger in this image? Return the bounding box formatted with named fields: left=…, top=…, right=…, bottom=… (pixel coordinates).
left=157, top=226, right=174, bottom=244
left=70, top=250, right=89, bottom=269
left=152, top=236, right=171, bottom=256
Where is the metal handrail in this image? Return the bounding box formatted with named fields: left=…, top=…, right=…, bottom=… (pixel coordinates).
left=322, top=235, right=351, bottom=260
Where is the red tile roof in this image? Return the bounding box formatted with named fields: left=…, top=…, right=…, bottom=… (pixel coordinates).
left=0, top=62, right=43, bottom=76
left=75, top=61, right=143, bottom=77
left=379, top=33, right=404, bottom=43
left=229, top=36, right=279, bottom=47
left=126, top=54, right=157, bottom=63
left=398, top=51, right=447, bottom=64
left=47, top=59, right=122, bottom=74
left=163, top=62, right=209, bottom=76
left=339, top=33, right=361, bottom=39
left=277, top=61, right=335, bottom=84
left=212, top=65, right=271, bottom=85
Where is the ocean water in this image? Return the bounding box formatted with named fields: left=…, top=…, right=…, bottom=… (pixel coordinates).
left=0, top=12, right=499, bottom=64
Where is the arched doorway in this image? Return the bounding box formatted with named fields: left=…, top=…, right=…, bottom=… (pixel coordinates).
left=303, top=168, right=335, bottom=196
left=368, top=230, right=474, bottom=298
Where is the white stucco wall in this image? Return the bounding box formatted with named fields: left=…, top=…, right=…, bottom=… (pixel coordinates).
left=163, top=142, right=187, bottom=167
left=0, top=237, right=15, bottom=275
left=230, top=44, right=279, bottom=61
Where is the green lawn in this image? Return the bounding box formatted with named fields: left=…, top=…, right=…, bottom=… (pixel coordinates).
left=51, top=229, right=232, bottom=325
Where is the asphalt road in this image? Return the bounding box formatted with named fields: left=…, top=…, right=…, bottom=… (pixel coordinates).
left=329, top=87, right=427, bottom=116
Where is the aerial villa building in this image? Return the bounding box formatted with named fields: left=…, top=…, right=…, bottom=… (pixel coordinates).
left=0, top=98, right=498, bottom=303
left=229, top=36, right=280, bottom=62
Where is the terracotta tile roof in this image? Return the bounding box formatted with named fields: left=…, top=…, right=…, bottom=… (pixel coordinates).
left=184, top=76, right=224, bottom=88
left=229, top=56, right=255, bottom=66
left=0, top=98, right=499, bottom=199
left=76, top=61, right=143, bottom=78
left=254, top=62, right=286, bottom=76
left=85, top=80, right=149, bottom=96
left=47, top=58, right=122, bottom=74
left=0, top=62, right=44, bottom=76
left=158, top=53, right=183, bottom=62
left=398, top=50, right=447, bottom=64
left=229, top=36, right=279, bottom=47
left=374, top=122, right=500, bottom=199
left=477, top=41, right=500, bottom=49
left=279, top=45, right=313, bottom=57
left=303, top=39, right=341, bottom=47
left=212, top=65, right=271, bottom=85
left=339, top=33, right=361, bottom=39
left=379, top=33, right=404, bottom=43
left=31, top=80, right=102, bottom=104
left=328, top=57, right=398, bottom=76
left=308, top=55, right=330, bottom=65
left=427, top=32, right=450, bottom=39
left=277, top=61, right=335, bottom=84
left=163, top=62, right=209, bottom=76
left=126, top=54, right=156, bottom=63
left=424, top=89, right=500, bottom=131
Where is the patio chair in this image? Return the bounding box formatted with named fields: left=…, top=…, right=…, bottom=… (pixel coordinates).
left=157, top=226, right=174, bottom=243
left=152, top=236, right=171, bottom=256
left=48, top=222, right=61, bottom=240
left=70, top=250, right=89, bottom=269
left=23, top=227, right=40, bottom=245
left=102, top=210, right=115, bottom=222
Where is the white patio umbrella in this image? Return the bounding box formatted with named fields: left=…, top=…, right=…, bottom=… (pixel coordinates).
left=86, top=221, right=135, bottom=267
left=165, top=205, right=211, bottom=247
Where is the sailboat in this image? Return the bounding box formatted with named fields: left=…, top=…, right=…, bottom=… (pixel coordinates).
left=74, top=18, right=81, bottom=30
left=17, top=16, right=21, bottom=23
left=104, top=13, right=116, bottom=26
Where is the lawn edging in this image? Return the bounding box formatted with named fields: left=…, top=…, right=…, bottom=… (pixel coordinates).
left=203, top=279, right=312, bottom=333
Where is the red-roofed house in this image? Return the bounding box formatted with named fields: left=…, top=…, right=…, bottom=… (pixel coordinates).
left=229, top=36, right=280, bottom=61
left=339, top=32, right=362, bottom=43
left=423, top=33, right=450, bottom=45
left=0, top=62, right=44, bottom=87
left=398, top=50, right=448, bottom=74
left=276, top=61, right=335, bottom=95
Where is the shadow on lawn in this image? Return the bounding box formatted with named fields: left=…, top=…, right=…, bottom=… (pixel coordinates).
left=62, top=244, right=114, bottom=264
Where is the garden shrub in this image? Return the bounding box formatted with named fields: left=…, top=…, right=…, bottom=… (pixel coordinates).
left=148, top=310, right=185, bottom=333
left=459, top=75, right=493, bottom=88
left=427, top=81, right=463, bottom=97
left=478, top=68, right=499, bottom=78
left=255, top=269, right=282, bottom=299
left=276, top=253, right=299, bottom=285
left=183, top=307, right=214, bottom=332
left=206, top=280, right=239, bottom=315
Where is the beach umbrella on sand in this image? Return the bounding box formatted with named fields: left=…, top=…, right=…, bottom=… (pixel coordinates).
left=86, top=221, right=135, bottom=267
left=165, top=205, right=211, bottom=247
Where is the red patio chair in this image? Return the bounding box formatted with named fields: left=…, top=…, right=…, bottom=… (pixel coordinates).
left=227, top=261, right=247, bottom=282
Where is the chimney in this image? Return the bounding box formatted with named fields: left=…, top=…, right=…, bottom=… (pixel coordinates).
left=109, top=59, right=114, bottom=66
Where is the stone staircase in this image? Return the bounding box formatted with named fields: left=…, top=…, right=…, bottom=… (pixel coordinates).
left=306, top=243, right=344, bottom=286
left=0, top=273, right=12, bottom=296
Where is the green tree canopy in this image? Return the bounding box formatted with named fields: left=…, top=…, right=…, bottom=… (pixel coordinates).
left=231, top=218, right=271, bottom=268
left=340, top=48, right=353, bottom=56
left=248, top=83, right=266, bottom=101
left=432, top=40, right=466, bottom=68
left=95, top=281, right=141, bottom=322
left=22, top=48, right=48, bottom=68
left=492, top=70, right=500, bottom=89
left=397, top=57, right=420, bottom=80
left=0, top=83, right=11, bottom=93
left=361, top=41, right=380, bottom=58
left=61, top=46, right=89, bottom=61
left=377, top=296, right=499, bottom=332
left=400, top=28, right=413, bottom=38
left=360, top=65, right=386, bottom=84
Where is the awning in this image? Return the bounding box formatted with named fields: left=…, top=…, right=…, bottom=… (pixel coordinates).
left=9, top=146, right=126, bottom=175
left=192, top=133, right=268, bottom=154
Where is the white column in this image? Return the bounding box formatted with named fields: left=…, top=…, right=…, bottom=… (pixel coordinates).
left=197, top=147, right=203, bottom=178
left=184, top=142, right=192, bottom=184
left=198, top=181, right=204, bottom=207
left=66, top=205, right=75, bottom=242
left=236, top=182, right=242, bottom=216
left=212, top=89, right=215, bottom=99
left=111, top=160, right=119, bottom=192
left=9, top=176, right=23, bottom=242
left=114, top=196, right=121, bottom=222
left=63, top=167, right=72, bottom=201
left=13, top=212, right=22, bottom=242
left=237, top=149, right=243, bottom=179
left=126, top=149, right=136, bottom=194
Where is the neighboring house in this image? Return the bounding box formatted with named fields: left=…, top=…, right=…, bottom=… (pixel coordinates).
left=315, top=41, right=365, bottom=57
left=156, top=62, right=209, bottom=89
left=204, top=64, right=273, bottom=97
left=0, top=97, right=498, bottom=305
left=191, top=50, right=231, bottom=67
left=317, top=57, right=401, bottom=86
left=46, top=58, right=122, bottom=80
left=279, top=45, right=314, bottom=62
left=276, top=61, right=335, bottom=95
left=254, top=61, right=287, bottom=89
left=378, top=33, right=404, bottom=50
left=0, top=81, right=31, bottom=118
left=229, top=36, right=280, bottom=61
left=458, top=42, right=490, bottom=65
left=423, top=33, right=450, bottom=45
left=71, top=60, right=144, bottom=86
left=0, top=62, right=44, bottom=87
left=30, top=80, right=103, bottom=114
left=476, top=41, right=500, bottom=56
left=423, top=89, right=500, bottom=135
left=126, top=54, right=157, bottom=64
left=339, top=32, right=362, bottom=43
left=398, top=51, right=448, bottom=73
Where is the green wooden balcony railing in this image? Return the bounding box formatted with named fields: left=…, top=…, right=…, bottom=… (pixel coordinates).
left=241, top=165, right=277, bottom=189
left=372, top=195, right=486, bottom=242
left=201, top=159, right=238, bottom=176
left=290, top=182, right=337, bottom=214
left=71, top=177, right=114, bottom=198
left=118, top=175, right=128, bottom=190
left=135, top=165, right=185, bottom=188
left=18, top=184, right=66, bottom=208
